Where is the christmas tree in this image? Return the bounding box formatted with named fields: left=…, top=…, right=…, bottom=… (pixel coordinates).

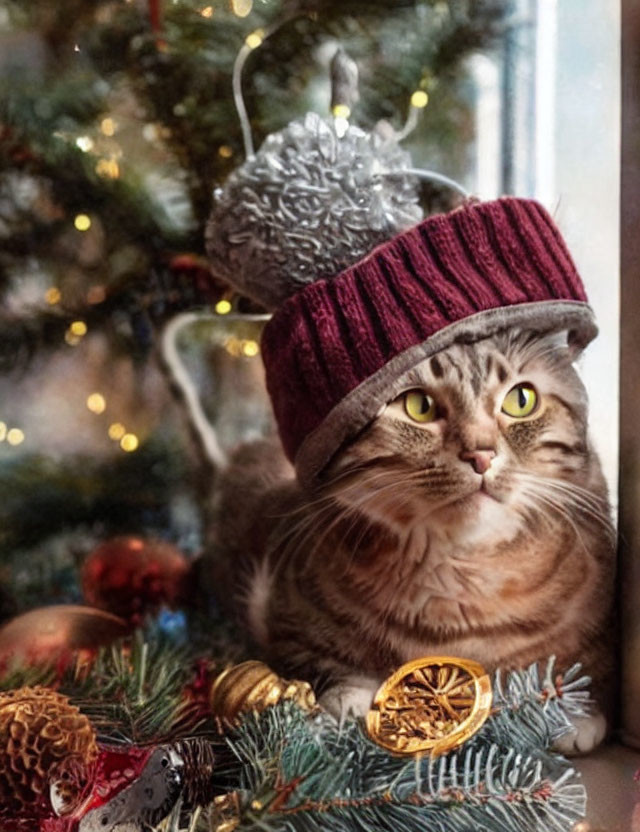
left=0, top=2, right=595, bottom=831
left=0, top=0, right=506, bottom=608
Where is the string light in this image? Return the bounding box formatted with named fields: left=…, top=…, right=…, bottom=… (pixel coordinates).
left=218, top=145, right=233, bottom=158
left=86, top=393, right=106, bottom=414
left=223, top=336, right=259, bottom=358
left=215, top=299, right=232, bottom=315
left=120, top=433, right=139, bottom=452
left=108, top=422, right=126, bottom=440
left=75, top=136, right=94, bottom=152
left=231, top=0, right=252, bottom=17
left=332, top=104, right=351, bottom=120
left=64, top=331, right=81, bottom=346
left=241, top=340, right=259, bottom=357
left=100, top=117, right=117, bottom=137
left=332, top=104, right=350, bottom=138
left=74, top=214, right=92, bottom=231
left=244, top=29, right=264, bottom=49
left=200, top=5, right=213, bottom=16
left=410, top=90, right=429, bottom=109
left=70, top=321, right=88, bottom=336
left=45, top=287, right=61, bottom=305
left=0, top=423, right=6, bottom=441
left=95, top=158, right=120, bottom=179
left=6, top=428, right=25, bottom=446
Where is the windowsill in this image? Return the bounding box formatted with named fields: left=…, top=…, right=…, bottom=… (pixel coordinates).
left=577, top=742, right=640, bottom=830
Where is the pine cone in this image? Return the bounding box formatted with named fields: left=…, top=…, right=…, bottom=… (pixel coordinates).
left=0, top=686, right=98, bottom=818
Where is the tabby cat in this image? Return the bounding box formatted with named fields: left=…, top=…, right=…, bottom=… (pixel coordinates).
left=212, top=327, right=615, bottom=753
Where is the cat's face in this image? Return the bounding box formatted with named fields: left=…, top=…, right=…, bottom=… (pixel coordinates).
left=322, top=329, right=593, bottom=545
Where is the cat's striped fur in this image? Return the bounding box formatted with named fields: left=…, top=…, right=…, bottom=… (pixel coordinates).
left=212, top=328, right=615, bottom=742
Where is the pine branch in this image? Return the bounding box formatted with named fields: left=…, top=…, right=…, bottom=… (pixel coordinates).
left=220, top=660, right=590, bottom=832
left=0, top=633, right=216, bottom=745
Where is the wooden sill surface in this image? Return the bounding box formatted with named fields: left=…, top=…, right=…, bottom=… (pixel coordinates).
left=577, top=742, right=640, bottom=830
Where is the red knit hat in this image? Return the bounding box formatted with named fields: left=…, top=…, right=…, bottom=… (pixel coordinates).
left=260, top=197, right=596, bottom=486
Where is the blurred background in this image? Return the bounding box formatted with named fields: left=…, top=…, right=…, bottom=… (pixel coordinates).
left=0, top=0, right=619, bottom=620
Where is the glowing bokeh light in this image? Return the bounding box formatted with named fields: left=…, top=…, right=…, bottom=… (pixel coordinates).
left=70, top=321, right=88, bottom=336
left=45, top=287, right=61, bottom=305
left=76, top=136, right=94, bottom=152
left=245, top=29, right=264, bottom=49
left=108, top=422, right=126, bottom=440
left=74, top=214, right=92, bottom=231
left=7, top=428, right=25, bottom=446
left=215, top=299, right=232, bottom=315
left=410, top=90, right=429, bottom=108
left=95, top=158, right=120, bottom=179
left=86, top=393, right=106, bottom=414
left=241, top=340, right=259, bottom=357
left=100, top=117, right=116, bottom=136
left=120, top=433, right=139, bottom=452
left=232, top=0, right=252, bottom=17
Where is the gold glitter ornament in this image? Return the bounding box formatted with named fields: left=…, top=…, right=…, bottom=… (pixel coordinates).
left=366, top=656, right=492, bottom=756
left=0, top=685, right=98, bottom=818
left=210, top=660, right=316, bottom=725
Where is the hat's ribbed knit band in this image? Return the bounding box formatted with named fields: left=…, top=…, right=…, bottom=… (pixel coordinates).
left=260, top=197, right=596, bottom=486
left=294, top=300, right=595, bottom=486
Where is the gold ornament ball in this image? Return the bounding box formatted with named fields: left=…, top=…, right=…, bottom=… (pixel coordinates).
left=366, top=656, right=492, bottom=756
left=0, top=686, right=98, bottom=818
left=210, top=660, right=316, bottom=725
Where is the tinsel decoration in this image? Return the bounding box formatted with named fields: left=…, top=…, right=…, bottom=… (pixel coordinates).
left=0, top=686, right=98, bottom=820
left=205, top=112, right=421, bottom=310
left=366, top=656, right=492, bottom=756
left=210, top=660, right=316, bottom=726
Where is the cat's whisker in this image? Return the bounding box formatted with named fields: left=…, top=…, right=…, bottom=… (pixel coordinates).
left=511, top=471, right=613, bottom=532
left=513, top=470, right=607, bottom=507
left=272, top=469, right=421, bottom=570
left=515, top=490, right=561, bottom=533
left=516, top=484, right=590, bottom=555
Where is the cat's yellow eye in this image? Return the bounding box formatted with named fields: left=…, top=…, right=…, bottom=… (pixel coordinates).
left=501, top=383, right=538, bottom=418
left=404, top=390, right=437, bottom=423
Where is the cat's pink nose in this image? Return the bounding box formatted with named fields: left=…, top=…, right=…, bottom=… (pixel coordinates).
left=460, top=449, right=496, bottom=475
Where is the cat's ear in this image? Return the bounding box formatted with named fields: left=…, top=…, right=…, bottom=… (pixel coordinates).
left=542, top=329, right=586, bottom=364
left=565, top=328, right=591, bottom=362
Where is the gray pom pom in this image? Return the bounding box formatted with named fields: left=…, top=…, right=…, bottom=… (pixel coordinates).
left=205, top=112, right=421, bottom=310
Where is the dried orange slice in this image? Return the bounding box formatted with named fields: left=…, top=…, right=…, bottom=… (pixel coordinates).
left=366, top=656, right=492, bottom=756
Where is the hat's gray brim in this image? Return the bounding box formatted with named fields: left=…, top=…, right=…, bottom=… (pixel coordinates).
left=294, top=300, right=597, bottom=489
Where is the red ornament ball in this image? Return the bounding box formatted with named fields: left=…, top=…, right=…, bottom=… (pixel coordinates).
left=82, top=537, right=191, bottom=625
left=0, top=606, right=128, bottom=671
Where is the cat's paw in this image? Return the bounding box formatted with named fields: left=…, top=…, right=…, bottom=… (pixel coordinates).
left=552, top=711, right=607, bottom=756
left=319, top=676, right=381, bottom=723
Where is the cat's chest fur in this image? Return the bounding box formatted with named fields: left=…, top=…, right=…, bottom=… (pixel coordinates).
left=257, top=506, right=594, bottom=680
